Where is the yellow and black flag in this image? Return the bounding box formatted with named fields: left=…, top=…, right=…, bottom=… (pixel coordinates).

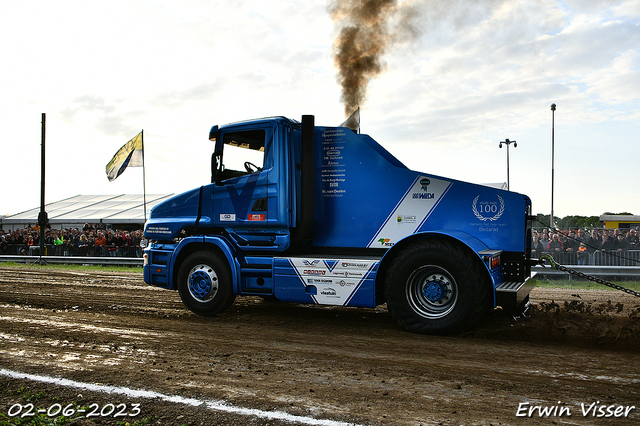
left=105, top=132, right=143, bottom=182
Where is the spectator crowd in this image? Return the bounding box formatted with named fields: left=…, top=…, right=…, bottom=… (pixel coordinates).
left=0, top=223, right=147, bottom=257
left=2, top=223, right=640, bottom=265
left=532, top=227, right=640, bottom=265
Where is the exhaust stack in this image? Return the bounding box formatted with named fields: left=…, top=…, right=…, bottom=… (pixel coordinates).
left=292, top=114, right=315, bottom=246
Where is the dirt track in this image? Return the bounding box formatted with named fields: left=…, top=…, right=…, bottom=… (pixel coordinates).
left=1, top=266, right=639, bottom=425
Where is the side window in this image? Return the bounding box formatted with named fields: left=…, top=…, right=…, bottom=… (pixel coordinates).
left=219, top=130, right=265, bottom=181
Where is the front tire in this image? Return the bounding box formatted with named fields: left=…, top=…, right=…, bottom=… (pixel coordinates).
left=177, top=252, right=235, bottom=316
left=384, top=239, right=489, bottom=334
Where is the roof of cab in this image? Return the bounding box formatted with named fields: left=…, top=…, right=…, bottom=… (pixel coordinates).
left=219, top=116, right=300, bottom=130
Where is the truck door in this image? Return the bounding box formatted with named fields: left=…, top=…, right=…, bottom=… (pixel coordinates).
left=212, top=122, right=289, bottom=250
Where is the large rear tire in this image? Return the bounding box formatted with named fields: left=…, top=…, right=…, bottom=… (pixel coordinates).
left=177, top=252, right=236, bottom=316
left=384, top=239, right=489, bottom=334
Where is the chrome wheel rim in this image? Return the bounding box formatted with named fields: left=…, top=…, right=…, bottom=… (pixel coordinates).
left=405, top=265, right=458, bottom=319
left=187, top=264, right=219, bottom=303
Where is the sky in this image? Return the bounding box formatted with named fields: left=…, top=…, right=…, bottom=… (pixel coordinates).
left=1, top=0, right=639, bottom=220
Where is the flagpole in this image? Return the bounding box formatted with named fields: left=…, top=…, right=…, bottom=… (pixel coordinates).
left=142, top=129, right=147, bottom=222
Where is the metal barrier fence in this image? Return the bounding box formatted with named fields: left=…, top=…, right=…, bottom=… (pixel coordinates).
left=5, top=245, right=638, bottom=266
left=1, top=244, right=144, bottom=258
left=538, top=250, right=640, bottom=267
left=2, top=255, right=640, bottom=281
left=0, top=255, right=142, bottom=267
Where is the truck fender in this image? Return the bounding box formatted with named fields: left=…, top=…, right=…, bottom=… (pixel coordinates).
left=169, top=236, right=239, bottom=293
left=377, top=231, right=495, bottom=303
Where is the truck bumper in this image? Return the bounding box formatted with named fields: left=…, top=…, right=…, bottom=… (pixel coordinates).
left=495, top=272, right=536, bottom=309
left=143, top=248, right=173, bottom=289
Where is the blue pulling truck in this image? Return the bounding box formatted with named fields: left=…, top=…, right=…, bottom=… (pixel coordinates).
left=143, top=115, right=536, bottom=334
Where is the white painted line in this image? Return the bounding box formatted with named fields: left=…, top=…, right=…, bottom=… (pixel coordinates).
left=0, top=369, right=364, bottom=426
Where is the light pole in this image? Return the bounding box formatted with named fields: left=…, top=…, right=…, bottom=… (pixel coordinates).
left=499, top=138, right=517, bottom=190
left=550, top=103, right=556, bottom=228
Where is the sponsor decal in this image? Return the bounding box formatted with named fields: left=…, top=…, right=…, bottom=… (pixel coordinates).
left=420, top=178, right=431, bottom=191
left=378, top=238, right=393, bottom=247
left=322, top=189, right=346, bottom=195
left=472, top=195, right=505, bottom=222
left=220, top=214, right=236, bottom=221
left=248, top=213, right=265, bottom=221
left=307, top=278, right=333, bottom=284
left=303, top=269, right=326, bottom=276
left=341, top=262, right=369, bottom=268
left=412, top=192, right=435, bottom=199
left=320, top=287, right=338, bottom=296
left=146, top=226, right=171, bottom=235
left=344, top=271, right=362, bottom=277
left=413, top=178, right=435, bottom=199
left=367, top=175, right=452, bottom=248
left=397, top=215, right=417, bottom=224
left=288, top=258, right=378, bottom=306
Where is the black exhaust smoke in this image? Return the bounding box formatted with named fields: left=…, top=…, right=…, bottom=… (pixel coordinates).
left=330, top=0, right=505, bottom=123
left=330, top=0, right=396, bottom=119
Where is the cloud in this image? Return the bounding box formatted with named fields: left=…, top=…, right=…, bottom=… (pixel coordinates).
left=362, top=0, right=639, bottom=144
left=95, top=112, right=147, bottom=137
left=583, top=50, right=640, bottom=104
left=1, top=0, right=639, bottom=218
left=562, top=0, right=630, bottom=14
left=58, top=95, right=146, bottom=137
left=150, top=82, right=223, bottom=109
left=612, top=0, right=640, bottom=18
left=60, top=96, right=116, bottom=122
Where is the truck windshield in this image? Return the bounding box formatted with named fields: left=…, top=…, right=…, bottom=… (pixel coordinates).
left=220, top=129, right=265, bottom=180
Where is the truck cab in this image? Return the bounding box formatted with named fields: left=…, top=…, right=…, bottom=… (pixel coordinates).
left=144, top=115, right=535, bottom=334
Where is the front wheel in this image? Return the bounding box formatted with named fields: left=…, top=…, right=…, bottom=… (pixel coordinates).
left=384, top=239, right=489, bottom=334
left=177, top=252, right=235, bottom=316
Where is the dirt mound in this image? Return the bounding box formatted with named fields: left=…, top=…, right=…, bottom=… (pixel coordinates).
left=464, top=288, right=640, bottom=351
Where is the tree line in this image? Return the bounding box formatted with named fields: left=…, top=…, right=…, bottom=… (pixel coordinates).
left=534, top=212, right=634, bottom=230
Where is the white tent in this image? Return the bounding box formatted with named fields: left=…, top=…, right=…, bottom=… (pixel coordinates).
left=0, top=194, right=173, bottom=231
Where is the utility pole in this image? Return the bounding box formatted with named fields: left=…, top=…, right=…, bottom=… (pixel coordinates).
left=37, top=113, right=48, bottom=263
left=550, top=103, right=556, bottom=228
left=499, top=138, right=517, bottom=190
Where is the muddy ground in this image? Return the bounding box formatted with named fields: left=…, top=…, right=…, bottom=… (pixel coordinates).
left=0, top=266, right=639, bottom=425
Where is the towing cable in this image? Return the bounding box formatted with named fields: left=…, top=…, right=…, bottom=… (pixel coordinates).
left=539, top=253, right=640, bottom=298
